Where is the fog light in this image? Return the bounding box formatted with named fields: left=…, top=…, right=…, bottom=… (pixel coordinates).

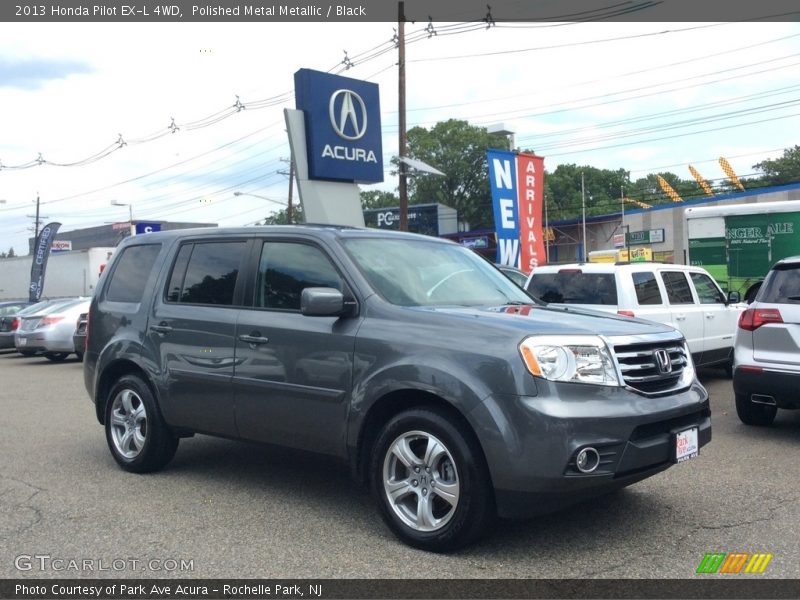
left=576, top=447, right=600, bottom=473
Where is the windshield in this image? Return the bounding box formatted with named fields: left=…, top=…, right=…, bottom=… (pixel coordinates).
left=343, top=238, right=534, bottom=307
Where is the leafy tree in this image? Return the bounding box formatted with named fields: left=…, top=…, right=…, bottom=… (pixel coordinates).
left=262, top=205, right=305, bottom=225
left=360, top=190, right=398, bottom=210
left=6, top=247, right=15, bottom=258
left=753, top=145, right=800, bottom=187
left=405, top=119, right=510, bottom=229
left=544, top=163, right=630, bottom=220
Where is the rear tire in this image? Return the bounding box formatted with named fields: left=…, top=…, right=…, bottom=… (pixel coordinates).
left=45, top=352, right=69, bottom=362
left=105, top=374, right=179, bottom=473
left=735, top=393, right=777, bottom=426
left=370, top=406, right=495, bottom=552
left=18, top=350, right=36, bottom=357
left=75, top=351, right=84, bottom=362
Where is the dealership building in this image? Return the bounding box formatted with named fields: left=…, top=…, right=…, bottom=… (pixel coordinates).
left=545, top=182, right=800, bottom=265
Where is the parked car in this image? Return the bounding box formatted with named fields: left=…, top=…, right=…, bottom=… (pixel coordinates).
left=1, top=299, right=70, bottom=352
left=73, top=312, right=88, bottom=361
left=497, top=265, right=529, bottom=288
left=526, top=262, right=744, bottom=374
left=85, top=227, right=710, bottom=551
left=15, top=298, right=90, bottom=360
left=0, top=301, right=35, bottom=349
left=733, top=255, right=800, bottom=426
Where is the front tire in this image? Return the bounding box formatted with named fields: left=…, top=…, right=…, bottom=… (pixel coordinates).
left=735, top=393, right=777, bottom=426
left=105, top=374, right=178, bottom=473
left=370, top=407, right=495, bottom=552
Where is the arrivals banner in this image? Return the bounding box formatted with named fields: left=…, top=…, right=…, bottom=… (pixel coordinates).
left=28, top=222, right=62, bottom=302
left=487, top=150, right=545, bottom=271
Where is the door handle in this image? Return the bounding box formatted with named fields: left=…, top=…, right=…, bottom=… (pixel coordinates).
left=706, top=314, right=715, bottom=319
left=239, top=334, right=269, bottom=345
left=675, top=314, right=686, bottom=321
left=150, top=323, right=173, bottom=334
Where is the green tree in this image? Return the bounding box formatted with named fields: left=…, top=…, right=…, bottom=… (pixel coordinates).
left=360, top=190, right=398, bottom=210
left=753, top=145, right=800, bottom=187
left=262, top=205, right=305, bottom=225
left=543, top=164, right=630, bottom=220
left=7, top=247, right=15, bottom=258
left=405, top=119, right=510, bottom=229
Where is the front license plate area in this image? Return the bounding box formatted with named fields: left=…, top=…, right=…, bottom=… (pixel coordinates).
left=674, top=427, right=699, bottom=463
left=18, top=338, right=27, bottom=347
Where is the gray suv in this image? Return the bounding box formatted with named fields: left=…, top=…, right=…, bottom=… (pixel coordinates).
left=733, top=255, right=800, bottom=426
left=84, top=226, right=711, bottom=551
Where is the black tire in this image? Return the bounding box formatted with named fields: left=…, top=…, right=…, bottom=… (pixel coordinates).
left=104, top=374, right=179, bottom=473
left=18, top=350, right=36, bottom=357
left=45, top=352, right=69, bottom=362
left=735, top=393, right=777, bottom=427
left=370, top=406, right=495, bottom=552
left=75, top=351, right=84, bottom=362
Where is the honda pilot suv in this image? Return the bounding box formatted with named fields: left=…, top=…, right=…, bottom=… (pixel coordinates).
left=733, top=255, right=800, bottom=426
left=84, top=226, right=711, bottom=551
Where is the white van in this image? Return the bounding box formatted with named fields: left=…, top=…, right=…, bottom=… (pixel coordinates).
left=525, top=262, right=745, bottom=373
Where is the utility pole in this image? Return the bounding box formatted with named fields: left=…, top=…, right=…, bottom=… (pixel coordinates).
left=544, top=195, right=550, bottom=263
left=397, top=1, right=408, bottom=231
left=287, top=160, right=295, bottom=224
left=620, top=186, right=626, bottom=250
left=278, top=158, right=296, bottom=224
left=27, top=193, right=47, bottom=245
left=581, top=173, right=587, bottom=261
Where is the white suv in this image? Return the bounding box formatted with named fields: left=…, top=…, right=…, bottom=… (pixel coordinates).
left=525, top=262, right=744, bottom=373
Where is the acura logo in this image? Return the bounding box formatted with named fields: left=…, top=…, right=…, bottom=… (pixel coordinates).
left=654, top=349, right=672, bottom=374
left=329, top=89, right=367, bottom=140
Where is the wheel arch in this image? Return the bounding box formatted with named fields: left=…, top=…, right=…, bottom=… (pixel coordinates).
left=353, top=388, right=492, bottom=490
left=95, top=359, right=154, bottom=425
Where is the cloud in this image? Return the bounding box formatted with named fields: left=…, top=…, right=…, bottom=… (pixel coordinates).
left=0, top=58, right=92, bottom=90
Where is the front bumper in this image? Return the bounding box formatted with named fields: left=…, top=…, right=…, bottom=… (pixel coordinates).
left=469, top=379, right=711, bottom=518
left=733, top=366, right=800, bottom=410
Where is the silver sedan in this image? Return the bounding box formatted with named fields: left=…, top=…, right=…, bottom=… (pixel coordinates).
left=15, top=298, right=91, bottom=360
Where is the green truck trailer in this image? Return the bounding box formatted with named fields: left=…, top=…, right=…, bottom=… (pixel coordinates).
left=685, top=200, right=800, bottom=297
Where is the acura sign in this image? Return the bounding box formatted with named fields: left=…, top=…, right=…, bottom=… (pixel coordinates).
left=294, top=69, right=383, bottom=183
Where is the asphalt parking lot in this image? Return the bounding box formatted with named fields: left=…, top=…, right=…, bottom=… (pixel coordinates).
left=1, top=351, right=799, bottom=580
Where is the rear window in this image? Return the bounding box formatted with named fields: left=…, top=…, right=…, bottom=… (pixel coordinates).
left=758, top=264, right=800, bottom=304
left=527, top=272, right=618, bottom=305
left=632, top=272, right=663, bottom=305
left=166, top=241, right=245, bottom=306
left=661, top=271, right=694, bottom=304
left=105, top=244, right=162, bottom=303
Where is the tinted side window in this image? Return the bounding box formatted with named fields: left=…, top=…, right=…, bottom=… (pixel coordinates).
left=105, top=244, right=162, bottom=303
left=527, top=273, right=618, bottom=305
left=758, top=265, right=800, bottom=303
left=661, top=271, right=694, bottom=304
left=632, top=272, right=663, bottom=305
left=690, top=272, right=725, bottom=304
left=168, top=241, right=245, bottom=306
left=257, top=242, right=342, bottom=310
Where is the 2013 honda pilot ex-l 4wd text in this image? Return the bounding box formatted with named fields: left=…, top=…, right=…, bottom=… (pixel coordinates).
left=84, top=226, right=711, bottom=551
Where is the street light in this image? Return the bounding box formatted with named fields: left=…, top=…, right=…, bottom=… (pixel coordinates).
left=233, top=191, right=291, bottom=224
left=110, top=200, right=134, bottom=235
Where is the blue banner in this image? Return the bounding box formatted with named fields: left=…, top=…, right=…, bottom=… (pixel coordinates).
left=28, top=222, right=62, bottom=302
left=135, top=222, right=161, bottom=235
left=487, top=150, right=520, bottom=267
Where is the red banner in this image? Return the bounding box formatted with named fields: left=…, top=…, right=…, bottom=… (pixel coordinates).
left=515, top=153, right=545, bottom=272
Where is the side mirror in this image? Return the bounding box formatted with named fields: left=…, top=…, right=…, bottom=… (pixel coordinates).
left=727, top=291, right=741, bottom=304
left=301, top=287, right=347, bottom=317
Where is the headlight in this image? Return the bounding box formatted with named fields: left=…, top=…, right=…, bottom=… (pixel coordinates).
left=519, top=335, right=620, bottom=386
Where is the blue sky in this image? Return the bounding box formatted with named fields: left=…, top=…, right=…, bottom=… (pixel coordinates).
left=0, top=21, right=799, bottom=254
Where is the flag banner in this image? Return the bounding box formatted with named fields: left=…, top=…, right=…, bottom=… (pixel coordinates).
left=487, top=150, right=545, bottom=271
left=515, top=153, right=546, bottom=271
left=487, top=150, right=520, bottom=267
left=28, top=222, right=62, bottom=302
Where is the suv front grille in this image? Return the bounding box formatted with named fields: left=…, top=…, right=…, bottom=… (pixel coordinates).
left=614, top=341, right=688, bottom=394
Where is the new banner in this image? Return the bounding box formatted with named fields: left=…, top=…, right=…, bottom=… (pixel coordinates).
left=28, top=222, right=62, bottom=302
left=487, top=150, right=545, bottom=271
